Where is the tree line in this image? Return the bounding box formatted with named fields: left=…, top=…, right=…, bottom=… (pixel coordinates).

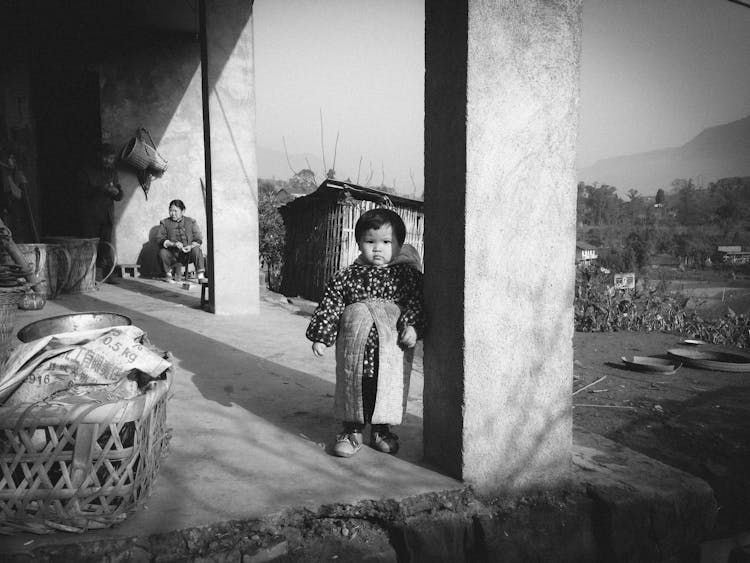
left=259, top=172, right=750, bottom=286
left=577, top=176, right=750, bottom=272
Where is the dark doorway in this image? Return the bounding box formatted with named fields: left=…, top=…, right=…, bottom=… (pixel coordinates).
left=32, top=69, right=102, bottom=237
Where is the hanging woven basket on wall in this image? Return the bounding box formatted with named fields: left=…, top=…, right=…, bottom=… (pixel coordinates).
left=120, top=128, right=168, bottom=173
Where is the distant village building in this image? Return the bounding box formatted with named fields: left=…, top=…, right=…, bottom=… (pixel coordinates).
left=278, top=180, right=424, bottom=301
left=650, top=254, right=680, bottom=269
left=613, top=272, right=635, bottom=289
left=718, top=245, right=742, bottom=253
left=718, top=245, right=750, bottom=264
left=575, top=242, right=598, bottom=267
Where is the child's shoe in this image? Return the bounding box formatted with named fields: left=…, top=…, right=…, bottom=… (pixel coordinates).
left=197, top=271, right=207, bottom=283
left=332, top=430, right=363, bottom=458
left=371, top=426, right=399, bottom=455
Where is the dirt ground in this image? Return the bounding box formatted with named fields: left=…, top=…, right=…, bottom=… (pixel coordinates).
left=573, top=330, right=750, bottom=539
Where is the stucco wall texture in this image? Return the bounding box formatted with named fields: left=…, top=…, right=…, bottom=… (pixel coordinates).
left=100, top=36, right=206, bottom=275
left=425, top=0, right=582, bottom=491
left=205, top=0, right=260, bottom=315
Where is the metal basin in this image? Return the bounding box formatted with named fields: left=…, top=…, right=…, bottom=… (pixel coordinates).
left=667, top=348, right=750, bottom=373
left=621, top=355, right=681, bottom=375
left=17, top=312, right=132, bottom=342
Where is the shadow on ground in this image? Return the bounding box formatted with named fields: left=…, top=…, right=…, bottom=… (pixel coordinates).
left=108, top=276, right=204, bottom=308
left=58, top=290, right=439, bottom=485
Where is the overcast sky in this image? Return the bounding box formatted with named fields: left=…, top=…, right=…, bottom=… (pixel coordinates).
left=253, top=0, right=750, bottom=193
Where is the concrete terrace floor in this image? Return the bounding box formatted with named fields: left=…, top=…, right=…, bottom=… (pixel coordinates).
left=0, top=276, right=461, bottom=552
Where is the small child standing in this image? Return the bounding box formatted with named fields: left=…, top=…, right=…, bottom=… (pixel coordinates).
left=307, top=208, right=425, bottom=457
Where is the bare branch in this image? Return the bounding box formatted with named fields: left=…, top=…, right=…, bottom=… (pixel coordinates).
left=365, top=161, right=374, bottom=187
left=381, top=161, right=385, bottom=187
left=409, top=169, right=417, bottom=196
left=305, top=158, right=318, bottom=185
left=331, top=129, right=340, bottom=176
left=319, top=108, right=327, bottom=174
left=282, top=136, right=299, bottom=176
left=356, top=156, right=362, bottom=184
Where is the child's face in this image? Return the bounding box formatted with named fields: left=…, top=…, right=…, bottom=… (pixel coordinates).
left=358, top=224, right=402, bottom=267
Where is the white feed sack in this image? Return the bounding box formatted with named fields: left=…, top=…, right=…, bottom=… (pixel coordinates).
left=1, top=325, right=171, bottom=406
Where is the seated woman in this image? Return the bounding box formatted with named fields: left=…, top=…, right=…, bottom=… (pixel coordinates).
left=156, top=199, right=207, bottom=283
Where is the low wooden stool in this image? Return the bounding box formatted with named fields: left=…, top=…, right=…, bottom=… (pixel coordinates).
left=116, top=264, right=140, bottom=278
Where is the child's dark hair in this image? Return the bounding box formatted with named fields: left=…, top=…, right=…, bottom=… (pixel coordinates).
left=355, top=208, right=406, bottom=245
left=169, top=199, right=186, bottom=211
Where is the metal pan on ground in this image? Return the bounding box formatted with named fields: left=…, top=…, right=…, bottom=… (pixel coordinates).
left=621, top=355, right=682, bottom=375
left=682, top=339, right=709, bottom=346
left=667, top=348, right=750, bottom=372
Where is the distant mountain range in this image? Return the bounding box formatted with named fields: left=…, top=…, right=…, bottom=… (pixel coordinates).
left=257, top=146, right=323, bottom=182
left=578, top=114, right=750, bottom=196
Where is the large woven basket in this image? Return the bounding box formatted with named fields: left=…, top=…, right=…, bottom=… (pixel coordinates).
left=0, top=371, right=172, bottom=533
left=42, top=237, right=99, bottom=294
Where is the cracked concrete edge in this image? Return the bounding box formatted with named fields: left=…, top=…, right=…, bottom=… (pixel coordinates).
left=2, top=490, right=470, bottom=563
left=0, top=490, right=432, bottom=560
left=2, top=475, right=715, bottom=562
left=2, top=430, right=719, bottom=562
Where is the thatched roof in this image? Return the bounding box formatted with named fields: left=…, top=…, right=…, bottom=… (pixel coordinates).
left=279, top=180, right=424, bottom=212
left=576, top=241, right=598, bottom=250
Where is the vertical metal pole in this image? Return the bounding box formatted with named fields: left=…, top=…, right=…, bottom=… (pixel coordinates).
left=199, top=0, right=215, bottom=313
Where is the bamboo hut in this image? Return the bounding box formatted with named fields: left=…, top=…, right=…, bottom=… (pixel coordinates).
left=279, top=180, right=424, bottom=301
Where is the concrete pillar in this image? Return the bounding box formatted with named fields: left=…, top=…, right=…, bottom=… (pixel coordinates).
left=203, top=0, right=259, bottom=314
left=424, top=0, right=582, bottom=491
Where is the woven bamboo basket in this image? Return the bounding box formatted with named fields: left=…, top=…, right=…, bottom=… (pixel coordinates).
left=0, top=289, right=22, bottom=348
left=42, top=237, right=99, bottom=294
left=120, top=136, right=150, bottom=171
left=121, top=129, right=168, bottom=173
left=0, top=371, right=172, bottom=533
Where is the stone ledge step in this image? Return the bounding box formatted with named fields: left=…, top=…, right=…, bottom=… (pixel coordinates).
left=574, top=426, right=717, bottom=562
